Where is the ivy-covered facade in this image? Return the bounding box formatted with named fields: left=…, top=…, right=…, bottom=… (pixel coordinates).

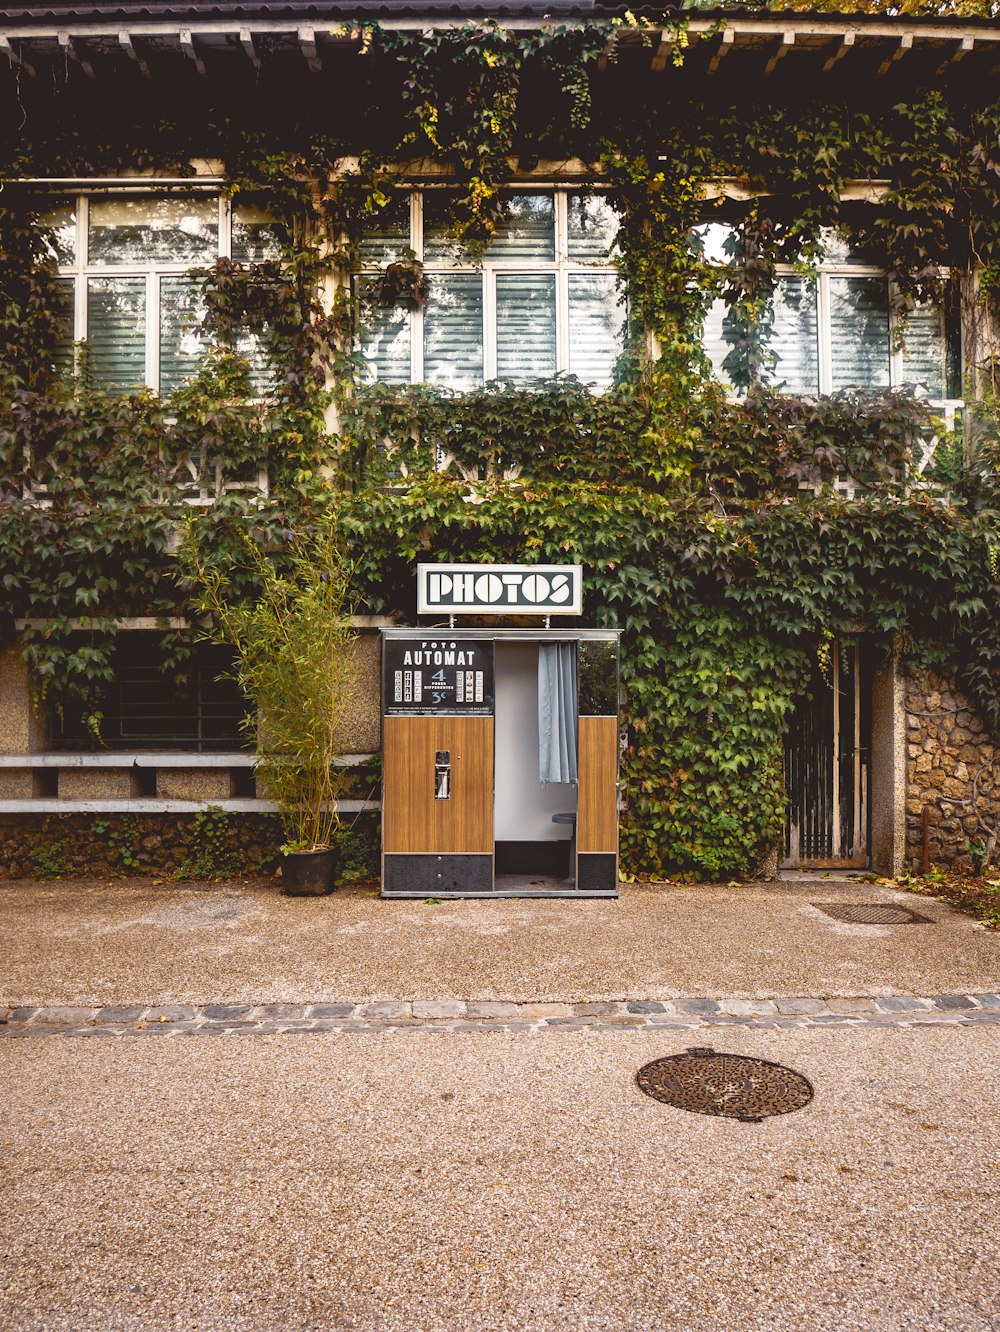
left=0, top=1, right=998, bottom=880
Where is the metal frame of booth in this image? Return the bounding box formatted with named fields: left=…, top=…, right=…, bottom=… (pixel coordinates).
left=380, top=627, right=621, bottom=898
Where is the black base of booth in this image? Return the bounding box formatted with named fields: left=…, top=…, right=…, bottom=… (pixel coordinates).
left=382, top=853, right=494, bottom=896
left=381, top=851, right=618, bottom=898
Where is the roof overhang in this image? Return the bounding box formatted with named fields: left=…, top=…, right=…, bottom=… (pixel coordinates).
left=1, top=10, right=998, bottom=86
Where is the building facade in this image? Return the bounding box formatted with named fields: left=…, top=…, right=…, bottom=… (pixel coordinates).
left=0, top=1, right=998, bottom=879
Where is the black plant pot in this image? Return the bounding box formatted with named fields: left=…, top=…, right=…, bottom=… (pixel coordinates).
left=281, top=846, right=338, bottom=897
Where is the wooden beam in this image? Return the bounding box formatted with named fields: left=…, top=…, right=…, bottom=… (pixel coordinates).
left=118, top=30, right=150, bottom=78
left=823, top=31, right=855, bottom=72
left=179, top=28, right=206, bottom=77
left=0, top=34, right=36, bottom=76
left=764, top=30, right=795, bottom=77
left=876, top=32, right=913, bottom=77
left=707, top=27, right=735, bottom=76
left=936, top=33, right=974, bottom=76
left=298, top=27, right=321, bottom=73
left=239, top=26, right=261, bottom=72
left=650, top=29, right=672, bottom=73
left=58, top=30, right=95, bottom=79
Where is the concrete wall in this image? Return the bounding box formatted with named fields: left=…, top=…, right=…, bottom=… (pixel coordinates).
left=904, top=672, right=999, bottom=871
left=0, top=644, right=44, bottom=755
left=335, top=632, right=382, bottom=755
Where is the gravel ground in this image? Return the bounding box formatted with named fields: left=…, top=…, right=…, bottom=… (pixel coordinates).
left=2, top=875, right=997, bottom=1006
left=2, top=1026, right=998, bottom=1332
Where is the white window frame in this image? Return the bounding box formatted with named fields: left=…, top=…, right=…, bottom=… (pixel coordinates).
left=49, top=189, right=231, bottom=394
left=702, top=225, right=959, bottom=406
left=359, top=186, right=622, bottom=388
left=778, top=259, right=953, bottom=399
left=35, top=186, right=272, bottom=502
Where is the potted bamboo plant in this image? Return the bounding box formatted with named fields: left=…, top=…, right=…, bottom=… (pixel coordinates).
left=181, top=513, right=356, bottom=895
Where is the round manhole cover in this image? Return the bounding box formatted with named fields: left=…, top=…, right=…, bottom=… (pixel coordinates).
left=815, top=903, right=930, bottom=925
left=636, top=1048, right=814, bottom=1122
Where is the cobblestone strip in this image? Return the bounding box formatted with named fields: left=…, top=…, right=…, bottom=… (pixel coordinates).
left=1, top=994, right=999, bottom=1039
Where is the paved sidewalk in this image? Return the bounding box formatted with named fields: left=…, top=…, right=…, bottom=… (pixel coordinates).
left=2, top=873, right=997, bottom=1006
left=4, top=991, right=1000, bottom=1038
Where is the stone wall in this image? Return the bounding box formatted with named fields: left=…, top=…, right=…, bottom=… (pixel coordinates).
left=904, top=673, right=999, bottom=871
left=0, top=812, right=381, bottom=880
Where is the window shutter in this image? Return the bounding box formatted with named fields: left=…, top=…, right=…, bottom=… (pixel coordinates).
left=568, top=274, right=623, bottom=390
left=769, top=277, right=820, bottom=395
left=829, top=276, right=890, bottom=391
left=496, top=274, right=556, bottom=384
left=86, top=277, right=146, bottom=392
left=159, top=276, right=209, bottom=395
left=899, top=297, right=947, bottom=398
left=423, top=275, right=483, bottom=389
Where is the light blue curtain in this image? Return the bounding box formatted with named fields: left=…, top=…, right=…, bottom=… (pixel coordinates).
left=539, top=642, right=578, bottom=785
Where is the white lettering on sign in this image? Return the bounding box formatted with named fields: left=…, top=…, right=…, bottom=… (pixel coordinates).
left=402, top=649, right=477, bottom=666
left=418, top=563, right=582, bottom=616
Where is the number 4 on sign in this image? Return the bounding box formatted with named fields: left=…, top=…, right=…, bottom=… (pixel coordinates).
left=432, top=669, right=446, bottom=681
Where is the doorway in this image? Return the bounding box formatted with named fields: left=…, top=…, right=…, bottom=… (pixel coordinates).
left=494, top=642, right=578, bottom=889
left=783, top=638, right=872, bottom=869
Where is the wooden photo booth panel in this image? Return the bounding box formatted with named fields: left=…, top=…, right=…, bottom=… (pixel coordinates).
left=383, top=715, right=494, bottom=854
left=577, top=715, right=618, bottom=854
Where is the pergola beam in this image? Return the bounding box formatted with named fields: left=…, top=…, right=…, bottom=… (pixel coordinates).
left=936, top=33, right=974, bottom=75
left=823, top=31, right=855, bottom=72
left=239, top=26, right=261, bottom=71
left=179, top=28, right=206, bottom=77
left=876, top=32, right=913, bottom=77
left=298, top=27, right=321, bottom=73
left=58, top=29, right=95, bottom=78
left=764, top=30, right=795, bottom=77
left=707, top=27, right=735, bottom=76
left=118, top=29, right=150, bottom=78
left=0, top=33, right=35, bottom=75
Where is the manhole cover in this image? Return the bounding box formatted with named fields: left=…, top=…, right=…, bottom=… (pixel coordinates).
left=814, top=902, right=931, bottom=925
left=636, top=1048, right=813, bottom=1123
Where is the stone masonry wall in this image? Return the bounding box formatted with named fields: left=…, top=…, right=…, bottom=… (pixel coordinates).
left=0, top=812, right=380, bottom=881
left=905, top=672, right=999, bottom=872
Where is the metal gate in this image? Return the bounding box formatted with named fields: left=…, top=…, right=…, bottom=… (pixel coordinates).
left=783, top=639, right=870, bottom=868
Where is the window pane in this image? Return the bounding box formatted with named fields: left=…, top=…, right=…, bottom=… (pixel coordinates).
left=53, top=278, right=76, bottom=376
left=232, top=331, right=277, bottom=397
left=423, top=274, right=482, bottom=389
left=485, top=195, right=554, bottom=263
left=496, top=274, right=556, bottom=385
left=89, top=196, right=217, bottom=265
left=567, top=195, right=618, bottom=261
left=696, top=222, right=734, bottom=267
left=830, top=276, right=890, bottom=391
left=359, top=196, right=411, bottom=265
left=39, top=204, right=76, bottom=265
left=231, top=205, right=288, bottom=263
left=358, top=278, right=411, bottom=383
left=703, top=295, right=729, bottom=382
left=820, top=228, right=879, bottom=266
left=160, top=276, right=209, bottom=395
left=900, top=297, right=947, bottom=398
left=704, top=281, right=819, bottom=395
left=86, top=277, right=145, bottom=391
left=769, top=276, right=820, bottom=394
left=423, top=193, right=462, bottom=264
left=568, top=273, right=623, bottom=390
